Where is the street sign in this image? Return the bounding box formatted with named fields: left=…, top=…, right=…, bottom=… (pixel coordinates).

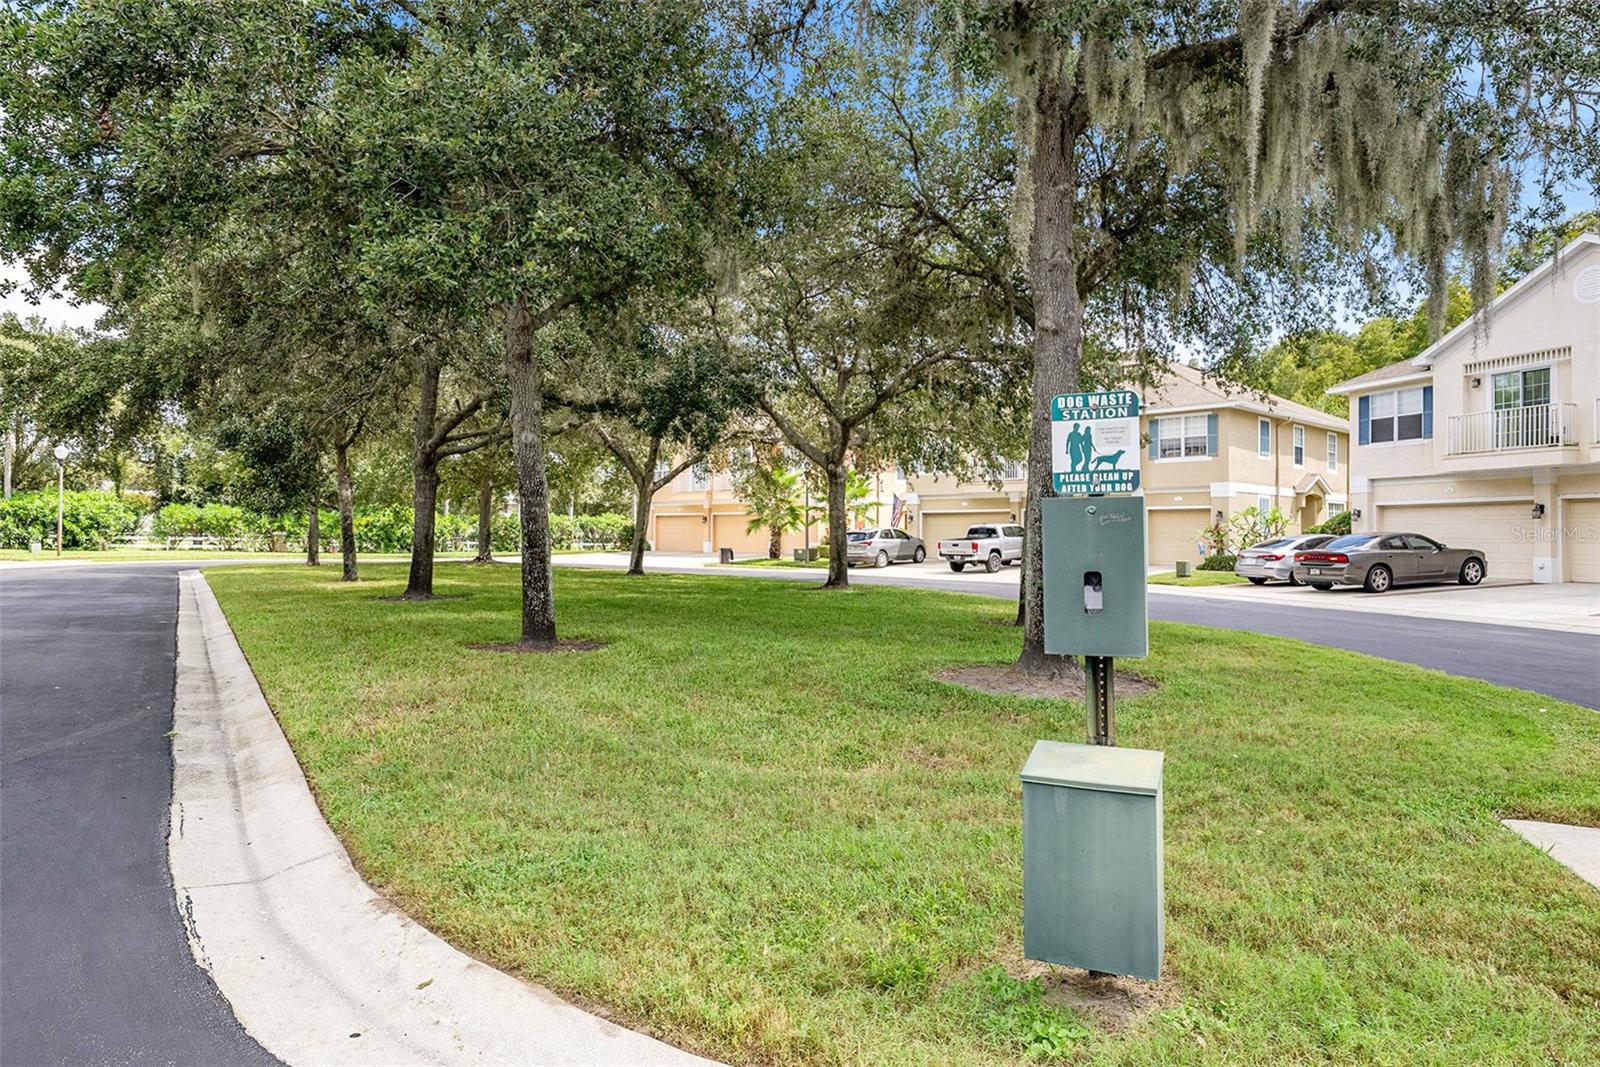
left=1050, top=390, right=1141, bottom=495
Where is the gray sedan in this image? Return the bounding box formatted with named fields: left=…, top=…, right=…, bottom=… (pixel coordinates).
left=1291, top=532, right=1487, bottom=593
left=845, top=527, right=927, bottom=568
left=1234, top=534, right=1339, bottom=585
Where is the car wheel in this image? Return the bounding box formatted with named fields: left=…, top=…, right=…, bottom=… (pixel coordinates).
left=875, top=550, right=889, bottom=569
left=985, top=551, right=1002, bottom=574
left=949, top=561, right=964, bottom=573
left=1311, top=582, right=1334, bottom=590
left=1247, top=576, right=1268, bottom=585
left=912, top=546, right=926, bottom=563
left=1458, top=558, right=1484, bottom=586
left=1287, top=571, right=1303, bottom=586
left=1363, top=564, right=1392, bottom=593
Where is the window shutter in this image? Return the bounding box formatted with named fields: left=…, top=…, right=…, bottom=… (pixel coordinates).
left=1148, top=421, right=1159, bottom=459
left=1206, top=413, right=1219, bottom=456
left=1358, top=395, right=1371, bottom=445
left=1421, top=386, right=1433, bottom=439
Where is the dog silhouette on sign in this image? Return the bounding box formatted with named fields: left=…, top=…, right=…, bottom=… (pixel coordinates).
left=1091, top=450, right=1125, bottom=470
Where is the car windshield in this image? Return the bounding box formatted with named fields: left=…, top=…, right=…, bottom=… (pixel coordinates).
left=846, top=531, right=874, bottom=542
left=1250, top=539, right=1293, bottom=550
left=967, top=527, right=996, bottom=538
left=1326, top=534, right=1376, bottom=550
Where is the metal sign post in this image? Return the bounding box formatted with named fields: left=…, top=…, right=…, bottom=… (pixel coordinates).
left=1086, top=655, right=1114, bottom=745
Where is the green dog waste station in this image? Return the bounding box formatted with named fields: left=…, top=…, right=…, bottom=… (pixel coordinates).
left=1020, top=739, right=1165, bottom=980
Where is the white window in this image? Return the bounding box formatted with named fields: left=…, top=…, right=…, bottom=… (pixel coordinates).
left=1257, top=494, right=1272, bottom=514
left=1258, top=418, right=1271, bottom=457
left=1292, top=425, right=1305, bottom=467
left=1155, top=414, right=1209, bottom=458
left=1001, top=459, right=1025, bottom=480
left=1368, top=387, right=1426, bottom=443
left=1326, top=432, right=1338, bottom=471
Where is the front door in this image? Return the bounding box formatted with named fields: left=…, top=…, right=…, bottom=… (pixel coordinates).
left=1492, top=367, right=1552, bottom=448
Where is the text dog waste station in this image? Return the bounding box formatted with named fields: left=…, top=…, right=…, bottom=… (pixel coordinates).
left=1023, top=388, right=1163, bottom=980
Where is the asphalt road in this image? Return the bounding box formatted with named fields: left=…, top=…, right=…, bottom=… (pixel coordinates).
left=833, top=568, right=1600, bottom=710
left=0, top=565, right=280, bottom=1067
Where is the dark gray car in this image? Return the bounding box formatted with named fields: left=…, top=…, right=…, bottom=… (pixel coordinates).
left=1291, top=532, right=1487, bottom=593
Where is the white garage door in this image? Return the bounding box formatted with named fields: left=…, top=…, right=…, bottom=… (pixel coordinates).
left=922, top=511, right=1014, bottom=545
left=654, top=514, right=703, bottom=553
left=1379, top=502, right=1535, bottom=582
left=1148, top=509, right=1207, bottom=568
left=1565, top=499, right=1600, bottom=582
left=712, top=513, right=770, bottom=558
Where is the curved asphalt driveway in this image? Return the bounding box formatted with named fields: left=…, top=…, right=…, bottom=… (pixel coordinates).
left=1, top=565, right=279, bottom=1066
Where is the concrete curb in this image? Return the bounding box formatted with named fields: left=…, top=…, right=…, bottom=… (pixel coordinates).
left=168, top=570, right=719, bottom=1067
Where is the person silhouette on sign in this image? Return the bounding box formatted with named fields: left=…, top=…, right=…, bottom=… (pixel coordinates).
left=1080, top=424, right=1097, bottom=472
left=1066, top=424, right=1084, bottom=474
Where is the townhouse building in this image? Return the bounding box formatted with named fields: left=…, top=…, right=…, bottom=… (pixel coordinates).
left=905, top=363, right=1350, bottom=566
left=1327, top=232, right=1600, bottom=583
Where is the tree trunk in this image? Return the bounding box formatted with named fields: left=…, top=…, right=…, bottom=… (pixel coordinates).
left=335, top=439, right=358, bottom=581
left=822, top=458, right=849, bottom=589
left=1017, top=60, right=1082, bottom=675
left=628, top=474, right=652, bottom=577
left=404, top=355, right=442, bottom=598
left=504, top=295, right=558, bottom=644
left=474, top=475, right=495, bottom=563
left=769, top=524, right=782, bottom=560
left=305, top=494, right=320, bottom=566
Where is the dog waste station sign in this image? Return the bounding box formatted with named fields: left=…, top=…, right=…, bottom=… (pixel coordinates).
left=1023, top=388, right=1163, bottom=981
left=1050, top=390, right=1141, bottom=495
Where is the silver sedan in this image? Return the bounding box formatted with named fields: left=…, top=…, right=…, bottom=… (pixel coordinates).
left=1234, top=534, right=1339, bottom=585
left=845, top=528, right=927, bottom=568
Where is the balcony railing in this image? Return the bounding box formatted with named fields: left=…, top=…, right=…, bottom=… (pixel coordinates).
left=1446, top=402, right=1576, bottom=455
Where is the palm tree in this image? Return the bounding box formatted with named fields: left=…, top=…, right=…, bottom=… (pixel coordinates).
left=738, top=464, right=804, bottom=559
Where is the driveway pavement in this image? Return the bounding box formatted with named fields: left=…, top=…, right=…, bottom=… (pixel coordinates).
left=554, top=553, right=1600, bottom=709
left=0, top=565, right=279, bottom=1066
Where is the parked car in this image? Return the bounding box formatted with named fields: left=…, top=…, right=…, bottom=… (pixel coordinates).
left=844, top=527, right=926, bottom=568
left=1234, top=534, right=1339, bottom=585
left=1291, top=532, right=1487, bottom=593
left=938, top=522, right=1025, bottom=573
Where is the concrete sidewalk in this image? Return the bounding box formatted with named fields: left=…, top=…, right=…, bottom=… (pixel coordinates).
left=170, top=570, right=718, bottom=1067
left=1147, top=578, right=1600, bottom=635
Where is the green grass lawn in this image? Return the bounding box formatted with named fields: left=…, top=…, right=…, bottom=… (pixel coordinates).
left=0, top=549, right=464, bottom=563
left=712, top=556, right=828, bottom=569
left=1147, top=570, right=1249, bottom=587
left=207, top=563, right=1600, bottom=1066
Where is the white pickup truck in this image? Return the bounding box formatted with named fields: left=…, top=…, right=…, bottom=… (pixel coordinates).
left=937, top=522, right=1025, bottom=573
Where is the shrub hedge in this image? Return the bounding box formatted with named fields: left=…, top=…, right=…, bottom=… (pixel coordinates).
left=0, top=490, right=141, bottom=550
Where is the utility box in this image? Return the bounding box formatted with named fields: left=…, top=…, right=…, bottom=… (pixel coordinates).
left=1040, top=496, right=1147, bottom=658
left=1021, top=739, right=1164, bottom=979
left=1174, top=560, right=1191, bottom=578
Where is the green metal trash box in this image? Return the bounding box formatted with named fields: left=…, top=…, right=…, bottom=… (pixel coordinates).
left=1021, top=740, right=1164, bottom=979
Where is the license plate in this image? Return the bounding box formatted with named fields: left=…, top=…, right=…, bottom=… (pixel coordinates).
left=1309, top=568, right=1322, bottom=575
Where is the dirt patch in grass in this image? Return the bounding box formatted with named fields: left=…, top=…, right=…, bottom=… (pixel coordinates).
left=377, top=593, right=469, bottom=602
left=468, top=638, right=608, bottom=654
left=1022, top=963, right=1173, bottom=1033
left=937, top=663, right=1156, bottom=700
